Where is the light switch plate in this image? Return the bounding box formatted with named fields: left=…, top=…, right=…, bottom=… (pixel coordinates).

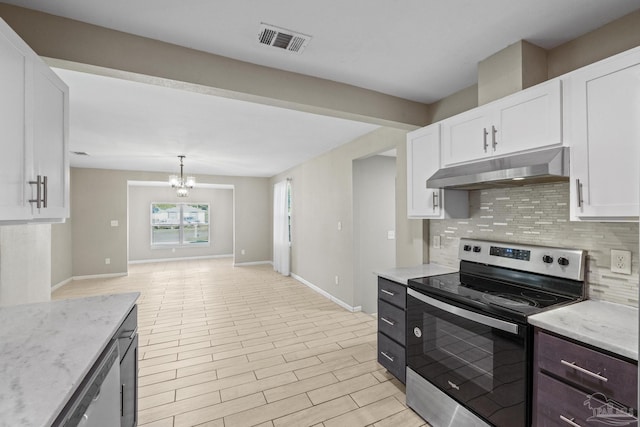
left=110, top=220, right=119, bottom=227
left=433, top=235, right=441, bottom=249
left=387, top=230, right=395, bottom=240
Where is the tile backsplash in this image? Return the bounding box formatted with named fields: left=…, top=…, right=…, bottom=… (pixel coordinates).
left=428, top=182, right=639, bottom=307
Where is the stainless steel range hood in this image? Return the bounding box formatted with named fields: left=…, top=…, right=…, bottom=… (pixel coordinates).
left=427, top=147, right=569, bottom=190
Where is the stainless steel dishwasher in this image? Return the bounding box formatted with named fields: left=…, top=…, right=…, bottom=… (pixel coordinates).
left=53, top=339, right=121, bottom=426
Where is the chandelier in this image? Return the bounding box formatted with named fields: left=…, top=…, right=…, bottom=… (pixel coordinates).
left=169, top=155, right=195, bottom=197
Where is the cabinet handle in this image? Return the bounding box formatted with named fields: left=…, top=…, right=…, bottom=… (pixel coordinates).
left=483, top=128, right=488, bottom=152
left=42, top=175, right=48, bottom=208
left=447, top=380, right=460, bottom=390
left=121, top=384, right=125, bottom=417
left=560, top=415, right=582, bottom=427
left=575, top=179, right=583, bottom=208
left=28, top=175, right=43, bottom=209
left=432, top=191, right=439, bottom=211
left=119, top=328, right=138, bottom=340
left=560, top=360, right=608, bottom=382
left=492, top=126, right=498, bottom=150
left=380, top=289, right=395, bottom=296
left=380, top=351, right=394, bottom=362
left=380, top=317, right=395, bottom=326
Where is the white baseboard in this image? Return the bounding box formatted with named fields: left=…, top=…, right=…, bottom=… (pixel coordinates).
left=291, top=273, right=362, bottom=313
left=73, top=272, right=128, bottom=281
left=51, top=277, right=73, bottom=292
left=128, top=254, right=233, bottom=265
left=233, top=260, right=273, bottom=266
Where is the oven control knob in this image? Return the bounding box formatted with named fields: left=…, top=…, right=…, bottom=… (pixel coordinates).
left=473, top=246, right=481, bottom=253
left=558, top=257, right=570, bottom=266
left=542, top=255, right=554, bottom=264
left=413, top=327, right=422, bottom=338
left=463, top=245, right=472, bottom=252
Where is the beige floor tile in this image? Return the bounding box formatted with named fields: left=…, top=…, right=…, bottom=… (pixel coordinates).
left=322, top=396, right=405, bottom=427
left=263, top=372, right=338, bottom=403
left=174, top=392, right=266, bottom=427
left=176, top=371, right=256, bottom=401
left=294, top=356, right=360, bottom=380
left=273, top=395, right=359, bottom=427
left=139, top=354, right=213, bottom=377
left=138, top=390, right=175, bottom=411
left=53, top=259, right=412, bottom=427
left=350, top=378, right=405, bottom=407
left=223, top=394, right=313, bottom=427
left=138, top=390, right=221, bottom=425
left=220, top=372, right=298, bottom=402
left=306, top=373, right=380, bottom=405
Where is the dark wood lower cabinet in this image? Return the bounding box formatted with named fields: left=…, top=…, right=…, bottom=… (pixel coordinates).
left=533, top=328, right=637, bottom=427
left=377, top=277, right=407, bottom=384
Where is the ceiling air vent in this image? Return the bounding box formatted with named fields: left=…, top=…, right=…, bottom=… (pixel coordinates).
left=258, top=23, right=311, bottom=54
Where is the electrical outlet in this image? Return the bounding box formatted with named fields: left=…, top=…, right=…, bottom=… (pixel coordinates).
left=335, top=275, right=339, bottom=285
left=610, top=249, right=632, bottom=275
left=433, top=235, right=441, bottom=249
left=105, top=258, right=111, bottom=265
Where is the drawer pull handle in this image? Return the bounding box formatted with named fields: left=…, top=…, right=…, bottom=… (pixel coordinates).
left=380, top=351, right=394, bottom=362
left=119, top=328, right=138, bottom=340
left=381, top=289, right=395, bottom=297
left=447, top=380, right=460, bottom=391
left=560, top=360, right=608, bottom=382
left=560, top=415, right=582, bottom=427
left=380, top=317, right=395, bottom=326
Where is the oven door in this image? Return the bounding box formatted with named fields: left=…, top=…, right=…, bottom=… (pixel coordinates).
left=407, top=288, right=528, bottom=427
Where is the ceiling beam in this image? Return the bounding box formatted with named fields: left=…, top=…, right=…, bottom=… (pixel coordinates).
left=0, top=3, right=429, bottom=130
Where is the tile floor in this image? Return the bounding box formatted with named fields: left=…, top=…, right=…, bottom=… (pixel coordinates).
left=53, top=258, right=429, bottom=427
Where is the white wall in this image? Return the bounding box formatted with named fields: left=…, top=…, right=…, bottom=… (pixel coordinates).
left=0, top=224, right=51, bottom=306
left=128, top=185, right=233, bottom=262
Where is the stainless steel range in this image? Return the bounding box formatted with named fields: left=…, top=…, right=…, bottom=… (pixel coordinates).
left=406, top=239, right=586, bottom=427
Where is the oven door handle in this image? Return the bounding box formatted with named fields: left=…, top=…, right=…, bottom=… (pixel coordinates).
left=408, top=289, right=519, bottom=335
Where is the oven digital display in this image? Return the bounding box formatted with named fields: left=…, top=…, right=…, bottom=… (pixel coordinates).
left=489, top=246, right=531, bottom=261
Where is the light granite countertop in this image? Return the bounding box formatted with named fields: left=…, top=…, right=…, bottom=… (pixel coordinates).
left=375, top=263, right=458, bottom=285
left=0, top=292, right=139, bottom=427
left=528, top=300, right=638, bottom=361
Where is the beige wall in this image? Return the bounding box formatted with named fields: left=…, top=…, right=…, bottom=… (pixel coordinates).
left=70, top=168, right=269, bottom=277
left=128, top=185, right=233, bottom=262
left=270, top=127, right=422, bottom=308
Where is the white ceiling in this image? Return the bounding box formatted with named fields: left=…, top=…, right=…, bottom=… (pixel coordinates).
left=6, top=1, right=640, bottom=176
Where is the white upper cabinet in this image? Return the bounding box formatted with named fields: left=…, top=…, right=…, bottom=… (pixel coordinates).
left=0, top=18, right=69, bottom=223
left=442, top=79, right=563, bottom=166
left=407, top=124, right=468, bottom=219
left=567, top=48, right=640, bottom=221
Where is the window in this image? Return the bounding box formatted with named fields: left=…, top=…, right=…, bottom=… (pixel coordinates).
left=151, top=203, right=209, bottom=246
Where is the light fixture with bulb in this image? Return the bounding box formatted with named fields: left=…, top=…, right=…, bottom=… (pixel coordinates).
left=169, top=155, right=195, bottom=197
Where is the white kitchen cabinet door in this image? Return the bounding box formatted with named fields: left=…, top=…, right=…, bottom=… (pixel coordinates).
left=0, top=18, right=69, bottom=223
left=31, top=59, right=69, bottom=221
left=568, top=49, right=640, bottom=221
left=407, top=124, right=468, bottom=219
left=441, top=79, right=562, bottom=167
left=493, top=79, right=562, bottom=156
left=441, top=109, right=490, bottom=166
left=0, top=23, right=30, bottom=221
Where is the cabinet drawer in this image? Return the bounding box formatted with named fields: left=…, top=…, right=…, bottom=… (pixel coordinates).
left=378, top=278, right=406, bottom=309
left=378, top=333, right=406, bottom=383
left=378, top=300, right=405, bottom=345
left=534, top=373, right=636, bottom=427
left=536, top=330, right=637, bottom=408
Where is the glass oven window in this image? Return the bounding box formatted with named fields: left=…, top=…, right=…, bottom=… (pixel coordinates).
left=407, top=294, right=527, bottom=427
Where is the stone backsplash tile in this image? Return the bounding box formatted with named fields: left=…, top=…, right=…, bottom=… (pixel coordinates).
left=428, top=182, right=639, bottom=307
